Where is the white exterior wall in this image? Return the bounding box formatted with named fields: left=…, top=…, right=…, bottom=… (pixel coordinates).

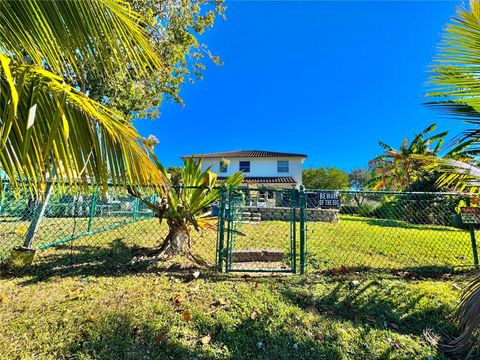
left=199, top=157, right=304, bottom=186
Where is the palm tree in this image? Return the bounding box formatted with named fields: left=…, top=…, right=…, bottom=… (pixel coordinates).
left=368, top=123, right=447, bottom=191
left=128, top=156, right=243, bottom=259
left=0, top=0, right=166, bottom=196
left=426, top=1, right=480, bottom=356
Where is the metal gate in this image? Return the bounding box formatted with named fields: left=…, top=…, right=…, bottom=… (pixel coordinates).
left=216, top=186, right=306, bottom=273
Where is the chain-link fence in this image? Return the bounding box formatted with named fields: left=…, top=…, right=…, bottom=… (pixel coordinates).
left=304, top=189, right=475, bottom=273
left=218, top=187, right=477, bottom=274
left=0, top=184, right=478, bottom=276
left=0, top=184, right=217, bottom=277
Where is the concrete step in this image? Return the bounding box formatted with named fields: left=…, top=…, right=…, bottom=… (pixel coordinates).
left=230, top=248, right=284, bottom=262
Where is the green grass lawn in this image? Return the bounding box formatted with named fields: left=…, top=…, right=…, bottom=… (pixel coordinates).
left=0, top=214, right=475, bottom=274
left=0, top=270, right=466, bottom=359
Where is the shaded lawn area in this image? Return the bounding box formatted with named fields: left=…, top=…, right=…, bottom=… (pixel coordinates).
left=0, top=214, right=475, bottom=274
left=0, top=271, right=466, bottom=359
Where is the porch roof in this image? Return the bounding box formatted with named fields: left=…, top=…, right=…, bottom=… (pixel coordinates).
left=217, top=176, right=297, bottom=184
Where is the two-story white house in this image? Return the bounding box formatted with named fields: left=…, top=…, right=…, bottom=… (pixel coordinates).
left=181, top=150, right=307, bottom=189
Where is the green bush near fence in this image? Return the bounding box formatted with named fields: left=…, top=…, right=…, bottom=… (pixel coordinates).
left=340, top=195, right=461, bottom=227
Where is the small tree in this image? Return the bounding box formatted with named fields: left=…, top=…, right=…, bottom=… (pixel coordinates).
left=129, top=156, right=243, bottom=259
left=348, top=169, right=372, bottom=206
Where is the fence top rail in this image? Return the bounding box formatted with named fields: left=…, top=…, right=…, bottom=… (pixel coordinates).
left=0, top=179, right=475, bottom=197
left=304, top=189, right=474, bottom=197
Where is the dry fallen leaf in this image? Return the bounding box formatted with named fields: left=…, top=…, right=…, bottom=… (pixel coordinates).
left=199, top=334, right=211, bottom=345
left=217, top=297, right=229, bottom=306
left=182, top=310, right=193, bottom=321
left=173, top=294, right=185, bottom=307
left=315, top=333, right=324, bottom=345
left=250, top=309, right=261, bottom=320
left=366, top=315, right=376, bottom=323
left=391, top=341, right=402, bottom=350
left=67, top=288, right=84, bottom=300
left=154, top=333, right=168, bottom=345
left=389, top=322, right=400, bottom=330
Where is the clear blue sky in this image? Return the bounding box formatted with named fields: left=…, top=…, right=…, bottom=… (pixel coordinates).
left=133, top=0, right=465, bottom=171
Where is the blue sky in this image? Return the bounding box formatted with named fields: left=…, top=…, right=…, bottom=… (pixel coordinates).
left=133, top=0, right=464, bottom=171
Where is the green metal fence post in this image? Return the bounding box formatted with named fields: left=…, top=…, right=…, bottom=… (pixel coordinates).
left=226, top=185, right=234, bottom=272
left=466, top=198, right=479, bottom=268
left=87, top=188, right=98, bottom=233
left=133, top=197, right=140, bottom=221
left=217, top=185, right=227, bottom=272
left=291, top=187, right=297, bottom=273
left=299, top=185, right=306, bottom=275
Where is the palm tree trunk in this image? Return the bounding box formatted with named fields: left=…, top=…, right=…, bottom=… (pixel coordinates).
left=161, top=223, right=191, bottom=255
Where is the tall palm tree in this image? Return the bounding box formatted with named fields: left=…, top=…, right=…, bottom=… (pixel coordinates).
left=0, top=0, right=166, bottom=196
left=368, top=123, right=447, bottom=191
left=427, top=1, right=480, bottom=356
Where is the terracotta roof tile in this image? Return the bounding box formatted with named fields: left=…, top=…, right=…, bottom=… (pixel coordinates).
left=181, top=150, right=307, bottom=159
left=217, top=176, right=297, bottom=184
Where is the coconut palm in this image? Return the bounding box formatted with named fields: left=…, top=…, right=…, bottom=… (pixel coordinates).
left=128, top=156, right=243, bottom=259
left=0, top=0, right=166, bottom=196
left=368, top=123, right=447, bottom=191
left=426, top=1, right=480, bottom=355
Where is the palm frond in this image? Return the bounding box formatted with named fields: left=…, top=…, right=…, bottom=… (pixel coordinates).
left=0, top=0, right=164, bottom=84
left=378, top=141, right=393, bottom=151
left=442, top=274, right=480, bottom=357
left=0, top=57, right=164, bottom=195
left=419, top=155, right=480, bottom=191
left=411, top=123, right=437, bottom=147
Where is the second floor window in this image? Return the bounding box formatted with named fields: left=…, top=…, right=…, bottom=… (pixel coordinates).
left=219, top=161, right=227, bottom=173
left=239, top=161, right=250, bottom=173
left=277, top=160, right=289, bottom=173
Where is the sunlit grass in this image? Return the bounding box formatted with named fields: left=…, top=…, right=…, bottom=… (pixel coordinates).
left=0, top=272, right=463, bottom=359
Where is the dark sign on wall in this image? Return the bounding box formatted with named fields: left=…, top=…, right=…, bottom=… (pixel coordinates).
left=307, top=191, right=340, bottom=209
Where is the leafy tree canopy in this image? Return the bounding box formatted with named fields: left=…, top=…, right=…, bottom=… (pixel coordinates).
left=303, top=167, right=349, bottom=190
left=87, top=0, right=226, bottom=119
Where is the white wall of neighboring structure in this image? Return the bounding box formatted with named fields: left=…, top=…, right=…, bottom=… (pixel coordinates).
left=199, top=157, right=305, bottom=186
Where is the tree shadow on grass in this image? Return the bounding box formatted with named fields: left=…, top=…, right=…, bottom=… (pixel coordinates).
left=6, top=238, right=217, bottom=285
left=277, top=275, right=459, bottom=340
left=61, top=310, right=342, bottom=360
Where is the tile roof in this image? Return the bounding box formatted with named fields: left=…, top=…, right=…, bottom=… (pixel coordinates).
left=181, top=150, right=307, bottom=159
left=218, top=176, right=297, bottom=184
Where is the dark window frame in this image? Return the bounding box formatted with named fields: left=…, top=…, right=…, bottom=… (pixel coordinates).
left=239, top=161, right=250, bottom=173
left=277, top=160, right=289, bottom=173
